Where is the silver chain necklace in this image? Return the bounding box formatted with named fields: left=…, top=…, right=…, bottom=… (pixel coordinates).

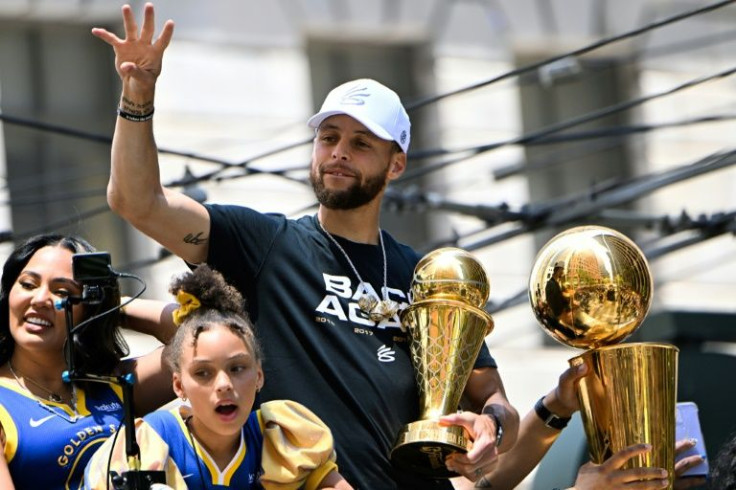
left=319, top=221, right=399, bottom=322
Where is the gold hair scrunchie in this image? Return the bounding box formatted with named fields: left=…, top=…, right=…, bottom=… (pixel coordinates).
left=172, top=291, right=201, bottom=326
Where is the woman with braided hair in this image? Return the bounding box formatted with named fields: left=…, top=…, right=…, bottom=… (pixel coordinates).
left=84, top=265, right=352, bottom=489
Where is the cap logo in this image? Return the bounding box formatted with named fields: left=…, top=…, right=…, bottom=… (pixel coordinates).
left=400, top=130, right=407, bottom=145
left=340, top=85, right=370, bottom=106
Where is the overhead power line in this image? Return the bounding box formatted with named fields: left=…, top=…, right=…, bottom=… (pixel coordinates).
left=0, top=1, right=733, bottom=196
left=0, top=0, right=733, bottom=285
left=406, top=112, right=736, bottom=166
left=399, top=64, right=736, bottom=183
left=405, top=0, right=736, bottom=110
left=492, top=113, right=736, bottom=180
left=402, top=147, right=736, bottom=253
left=0, top=112, right=309, bottom=185
left=485, top=209, right=736, bottom=314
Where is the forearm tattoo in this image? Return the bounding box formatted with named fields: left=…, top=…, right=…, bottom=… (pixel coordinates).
left=183, top=232, right=208, bottom=246
left=121, top=96, right=154, bottom=115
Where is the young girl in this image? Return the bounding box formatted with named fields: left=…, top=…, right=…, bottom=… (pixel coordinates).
left=85, top=265, right=352, bottom=489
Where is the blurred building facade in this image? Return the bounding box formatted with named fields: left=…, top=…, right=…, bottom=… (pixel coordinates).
left=1, top=1, right=735, bottom=487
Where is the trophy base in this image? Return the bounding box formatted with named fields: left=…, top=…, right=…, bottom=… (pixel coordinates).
left=390, top=420, right=469, bottom=478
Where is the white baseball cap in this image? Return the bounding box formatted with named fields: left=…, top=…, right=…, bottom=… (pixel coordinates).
left=307, top=78, right=411, bottom=153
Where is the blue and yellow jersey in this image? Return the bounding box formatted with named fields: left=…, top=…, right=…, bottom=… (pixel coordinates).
left=141, top=406, right=263, bottom=488
left=84, top=399, right=338, bottom=490
left=0, top=378, right=124, bottom=490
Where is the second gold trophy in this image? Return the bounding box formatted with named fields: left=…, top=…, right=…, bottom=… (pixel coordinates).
left=390, top=247, right=494, bottom=478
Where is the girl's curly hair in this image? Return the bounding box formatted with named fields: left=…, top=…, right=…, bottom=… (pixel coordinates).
left=164, top=265, right=261, bottom=372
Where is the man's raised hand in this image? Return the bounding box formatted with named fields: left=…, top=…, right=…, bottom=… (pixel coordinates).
left=92, top=2, right=174, bottom=99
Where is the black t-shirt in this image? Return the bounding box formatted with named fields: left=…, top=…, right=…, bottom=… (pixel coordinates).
left=205, top=205, right=497, bottom=489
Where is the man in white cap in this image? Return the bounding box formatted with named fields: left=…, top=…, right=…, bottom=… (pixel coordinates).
left=94, top=4, right=518, bottom=488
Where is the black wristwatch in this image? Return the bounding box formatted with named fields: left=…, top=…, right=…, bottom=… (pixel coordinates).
left=534, top=396, right=571, bottom=430
left=481, top=406, right=504, bottom=447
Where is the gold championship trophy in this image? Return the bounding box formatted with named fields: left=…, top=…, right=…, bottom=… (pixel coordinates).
left=529, top=226, right=678, bottom=488
left=390, top=247, right=494, bottom=478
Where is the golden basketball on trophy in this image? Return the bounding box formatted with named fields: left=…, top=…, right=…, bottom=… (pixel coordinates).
left=529, top=226, right=678, bottom=488
left=390, top=247, right=494, bottom=478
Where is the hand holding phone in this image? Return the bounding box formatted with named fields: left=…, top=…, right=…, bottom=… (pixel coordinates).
left=675, top=401, right=708, bottom=478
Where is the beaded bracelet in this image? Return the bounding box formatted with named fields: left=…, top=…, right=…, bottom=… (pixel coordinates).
left=117, top=107, right=154, bottom=122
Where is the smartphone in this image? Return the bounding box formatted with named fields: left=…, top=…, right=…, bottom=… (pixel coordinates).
left=72, top=252, right=114, bottom=283
left=675, top=401, right=709, bottom=478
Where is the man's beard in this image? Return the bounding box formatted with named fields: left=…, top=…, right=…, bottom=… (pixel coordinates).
left=310, top=165, right=388, bottom=210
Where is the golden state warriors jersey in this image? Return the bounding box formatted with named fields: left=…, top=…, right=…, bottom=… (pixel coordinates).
left=0, top=379, right=123, bottom=489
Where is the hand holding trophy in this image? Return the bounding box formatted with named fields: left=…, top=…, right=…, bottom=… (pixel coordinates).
left=390, top=247, right=494, bottom=478
left=529, top=226, right=678, bottom=489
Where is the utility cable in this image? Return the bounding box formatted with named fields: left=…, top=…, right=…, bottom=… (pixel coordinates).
left=1, top=1, right=733, bottom=191
left=0, top=0, right=732, bottom=201
left=408, top=147, right=736, bottom=252
left=405, top=0, right=736, bottom=110
left=399, top=64, right=736, bottom=183
left=484, top=210, right=736, bottom=314
left=2, top=204, right=111, bottom=244
left=406, top=112, right=736, bottom=163
left=0, top=111, right=309, bottom=183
